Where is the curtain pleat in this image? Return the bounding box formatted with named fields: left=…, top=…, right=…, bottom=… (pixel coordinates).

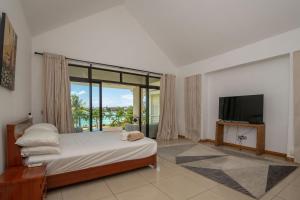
left=294, top=51, right=300, bottom=162
left=43, top=53, right=74, bottom=133
left=184, top=74, right=201, bottom=141
left=157, top=74, right=178, bottom=140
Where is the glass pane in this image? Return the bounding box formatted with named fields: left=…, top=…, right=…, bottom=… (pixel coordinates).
left=70, top=82, right=90, bottom=132
left=102, top=83, right=137, bottom=131
left=123, top=73, right=146, bottom=85
left=124, top=86, right=140, bottom=132
left=141, top=88, right=147, bottom=135
left=149, top=77, right=160, bottom=87
left=69, top=66, right=88, bottom=78
left=149, top=89, right=160, bottom=138
left=92, top=84, right=100, bottom=131
left=92, top=69, right=120, bottom=82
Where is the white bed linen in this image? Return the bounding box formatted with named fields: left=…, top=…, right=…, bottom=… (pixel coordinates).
left=25, top=131, right=157, bottom=175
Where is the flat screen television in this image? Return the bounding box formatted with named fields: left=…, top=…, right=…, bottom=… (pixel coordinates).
left=219, top=94, right=264, bottom=124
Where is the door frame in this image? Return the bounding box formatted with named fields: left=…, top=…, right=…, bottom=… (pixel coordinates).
left=69, top=63, right=160, bottom=138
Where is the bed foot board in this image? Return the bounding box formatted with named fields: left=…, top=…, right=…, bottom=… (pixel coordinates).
left=150, top=155, right=157, bottom=169
left=47, top=154, right=157, bottom=190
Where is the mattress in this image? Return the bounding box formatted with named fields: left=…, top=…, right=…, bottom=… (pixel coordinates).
left=25, top=131, right=157, bottom=175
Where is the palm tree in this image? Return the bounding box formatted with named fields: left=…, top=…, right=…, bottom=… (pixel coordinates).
left=103, top=106, right=113, bottom=126
left=110, top=107, right=123, bottom=127
left=124, top=106, right=133, bottom=124
left=92, top=107, right=100, bottom=129
left=71, top=95, right=86, bottom=129
left=109, top=106, right=134, bottom=128
left=71, top=96, right=134, bottom=130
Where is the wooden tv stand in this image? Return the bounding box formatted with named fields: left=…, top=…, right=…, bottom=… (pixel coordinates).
left=215, top=120, right=265, bottom=155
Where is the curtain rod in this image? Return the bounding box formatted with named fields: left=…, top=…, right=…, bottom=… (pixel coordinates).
left=34, top=52, right=163, bottom=76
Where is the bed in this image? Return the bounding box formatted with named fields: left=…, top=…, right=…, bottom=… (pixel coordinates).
left=6, top=118, right=157, bottom=189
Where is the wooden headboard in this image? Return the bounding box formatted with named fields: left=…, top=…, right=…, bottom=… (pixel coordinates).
left=6, top=118, right=33, bottom=168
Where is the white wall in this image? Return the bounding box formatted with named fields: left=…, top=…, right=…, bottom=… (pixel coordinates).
left=0, top=0, right=32, bottom=173
left=31, top=5, right=177, bottom=123
left=179, top=28, right=300, bottom=76
left=205, top=55, right=290, bottom=153
left=177, top=28, right=300, bottom=156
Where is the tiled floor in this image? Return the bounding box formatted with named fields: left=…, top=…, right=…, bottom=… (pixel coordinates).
left=45, top=156, right=300, bottom=200
left=45, top=140, right=300, bottom=200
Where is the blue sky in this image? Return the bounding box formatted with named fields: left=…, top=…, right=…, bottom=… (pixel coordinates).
left=71, top=84, right=133, bottom=107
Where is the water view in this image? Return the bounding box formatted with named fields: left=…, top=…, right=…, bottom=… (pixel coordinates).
left=71, top=82, right=159, bottom=136
left=71, top=83, right=136, bottom=132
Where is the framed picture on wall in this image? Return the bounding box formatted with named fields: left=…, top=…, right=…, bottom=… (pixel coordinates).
left=0, top=12, right=17, bottom=91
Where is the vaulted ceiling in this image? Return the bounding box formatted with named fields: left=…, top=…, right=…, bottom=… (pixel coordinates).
left=21, top=0, right=300, bottom=67
left=21, top=0, right=123, bottom=35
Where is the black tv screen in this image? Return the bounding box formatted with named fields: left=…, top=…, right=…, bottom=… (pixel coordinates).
left=219, top=95, right=264, bottom=124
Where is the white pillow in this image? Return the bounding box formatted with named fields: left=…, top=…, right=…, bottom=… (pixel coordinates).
left=25, top=123, right=58, bottom=134
left=16, top=129, right=59, bottom=147
left=21, top=146, right=61, bottom=157
left=103, top=127, right=123, bottom=132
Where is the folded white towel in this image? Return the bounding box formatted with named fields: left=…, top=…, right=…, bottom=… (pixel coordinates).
left=120, top=132, right=129, bottom=141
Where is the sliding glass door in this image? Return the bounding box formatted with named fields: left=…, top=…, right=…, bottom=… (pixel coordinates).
left=69, top=64, right=160, bottom=138
left=102, top=83, right=139, bottom=131
left=140, top=87, right=160, bottom=138
left=141, top=88, right=147, bottom=136
left=92, top=83, right=100, bottom=131
left=70, top=82, right=90, bottom=132
left=149, top=89, right=160, bottom=138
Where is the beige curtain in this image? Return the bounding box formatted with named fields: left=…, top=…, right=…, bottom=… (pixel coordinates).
left=157, top=74, right=178, bottom=140
left=294, top=51, right=300, bottom=162
left=43, top=53, right=74, bottom=133
left=184, top=74, right=201, bottom=141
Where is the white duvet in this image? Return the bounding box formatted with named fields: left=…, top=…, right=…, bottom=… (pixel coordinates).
left=25, top=131, right=157, bottom=175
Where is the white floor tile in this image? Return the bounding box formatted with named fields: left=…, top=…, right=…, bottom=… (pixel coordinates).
left=105, top=171, right=148, bottom=194
left=61, top=179, right=113, bottom=200
left=116, top=184, right=171, bottom=200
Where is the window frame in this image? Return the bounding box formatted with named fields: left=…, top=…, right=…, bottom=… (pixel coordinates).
left=69, top=63, right=160, bottom=138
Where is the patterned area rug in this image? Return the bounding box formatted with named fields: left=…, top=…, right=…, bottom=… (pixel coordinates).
left=158, top=144, right=297, bottom=199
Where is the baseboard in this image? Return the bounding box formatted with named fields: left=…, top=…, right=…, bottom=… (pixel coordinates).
left=286, top=157, right=295, bottom=162
left=199, top=139, right=294, bottom=162
left=178, top=135, right=186, bottom=139
left=199, top=139, right=215, bottom=143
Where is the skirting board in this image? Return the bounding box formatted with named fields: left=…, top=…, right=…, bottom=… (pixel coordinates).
left=199, top=139, right=294, bottom=162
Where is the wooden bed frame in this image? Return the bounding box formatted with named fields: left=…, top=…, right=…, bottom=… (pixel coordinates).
left=6, top=118, right=157, bottom=189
